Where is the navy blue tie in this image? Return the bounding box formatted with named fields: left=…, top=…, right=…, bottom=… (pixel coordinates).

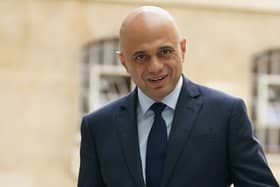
left=146, top=102, right=167, bottom=187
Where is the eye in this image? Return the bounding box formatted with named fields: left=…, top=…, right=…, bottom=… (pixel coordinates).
left=134, top=53, right=147, bottom=63
left=159, top=48, right=173, bottom=57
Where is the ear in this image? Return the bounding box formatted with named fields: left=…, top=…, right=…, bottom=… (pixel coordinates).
left=180, top=37, right=187, bottom=60
left=117, top=51, right=129, bottom=73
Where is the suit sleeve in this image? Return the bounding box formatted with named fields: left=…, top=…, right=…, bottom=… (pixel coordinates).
left=228, top=99, right=279, bottom=187
left=78, top=116, right=105, bottom=187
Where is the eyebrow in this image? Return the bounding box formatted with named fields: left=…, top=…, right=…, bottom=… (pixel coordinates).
left=132, top=45, right=175, bottom=57
left=158, top=45, right=175, bottom=51
left=132, top=51, right=146, bottom=57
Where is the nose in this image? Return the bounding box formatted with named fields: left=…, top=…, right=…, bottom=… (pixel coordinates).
left=147, top=57, right=163, bottom=73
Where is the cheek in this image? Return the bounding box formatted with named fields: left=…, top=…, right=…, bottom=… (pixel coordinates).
left=126, top=64, right=135, bottom=74
left=130, top=68, right=144, bottom=82
left=167, top=59, right=180, bottom=70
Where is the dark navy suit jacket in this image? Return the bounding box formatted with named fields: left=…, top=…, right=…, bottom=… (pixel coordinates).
left=78, top=77, right=279, bottom=187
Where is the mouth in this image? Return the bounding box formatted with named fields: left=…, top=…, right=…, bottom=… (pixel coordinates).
left=148, top=75, right=168, bottom=85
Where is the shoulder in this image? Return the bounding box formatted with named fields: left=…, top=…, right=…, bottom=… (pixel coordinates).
left=199, top=84, right=240, bottom=102
left=82, top=88, right=137, bottom=123
left=83, top=95, right=127, bottom=122
left=187, top=80, right=249, bottom=126
left=80, top=95, right=128, bottom=135
left=186, top=79, right=245, bottom=110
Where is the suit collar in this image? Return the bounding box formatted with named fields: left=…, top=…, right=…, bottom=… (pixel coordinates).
left=161, top=76, right=203, bottom=187
left=138, top=76, right=183, bottom=113
left=116, top=89, right=146, bottom=187
left=115, top=77, right=202, bottom=187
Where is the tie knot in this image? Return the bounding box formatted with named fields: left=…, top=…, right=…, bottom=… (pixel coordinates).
left=150, top=102, right=166, bottom=115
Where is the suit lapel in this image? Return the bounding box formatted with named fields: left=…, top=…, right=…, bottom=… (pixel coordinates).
left=161, top=77, right=203, bottom=187
left=115, top=89, right=145, bottom=187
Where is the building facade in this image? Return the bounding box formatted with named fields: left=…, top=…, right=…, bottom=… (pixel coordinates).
left=0, top=0, right=280, bottom=186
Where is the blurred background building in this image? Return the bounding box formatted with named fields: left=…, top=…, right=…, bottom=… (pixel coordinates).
left=0, top=0, right=280, bottom=186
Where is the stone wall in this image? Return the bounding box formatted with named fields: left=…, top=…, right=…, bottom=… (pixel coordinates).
left=0, top=1, right=279, bottom=186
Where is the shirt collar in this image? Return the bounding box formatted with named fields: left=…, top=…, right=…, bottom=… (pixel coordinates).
left=138, top=76, right=183, bottom=114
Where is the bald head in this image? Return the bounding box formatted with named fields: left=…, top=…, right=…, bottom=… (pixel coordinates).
left=117, top=6, right=186, bottom=101
left=119, top=6, right=181, bottom=52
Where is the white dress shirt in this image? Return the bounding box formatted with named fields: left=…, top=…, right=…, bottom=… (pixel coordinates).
left=137, top=76, right=183, bottom=182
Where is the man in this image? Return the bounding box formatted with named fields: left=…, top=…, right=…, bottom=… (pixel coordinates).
left=78, top=6, right=279, bottom=187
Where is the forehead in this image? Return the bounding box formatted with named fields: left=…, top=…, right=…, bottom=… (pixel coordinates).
left=121, top=14, right=179, bottom=54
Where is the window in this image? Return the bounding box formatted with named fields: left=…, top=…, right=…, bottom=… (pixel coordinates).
left=71, top=38, right=132, bottom=178
left=252, top=49, right=280, bottom=153
left=81, top=38, right=131, bottom=114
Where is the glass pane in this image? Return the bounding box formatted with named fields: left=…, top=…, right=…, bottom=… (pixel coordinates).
left=103, top=40, right=115, bottom=65
left=99, top=74, right=130, bottom=108
left=271, top=52, right=280, bottom=74
left=266, top=84, right=280, bottom=125
left=90, top=45, right=99, bottom=64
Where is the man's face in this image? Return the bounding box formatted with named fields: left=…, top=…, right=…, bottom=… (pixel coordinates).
left=119, top=16, right=186, bottom=101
